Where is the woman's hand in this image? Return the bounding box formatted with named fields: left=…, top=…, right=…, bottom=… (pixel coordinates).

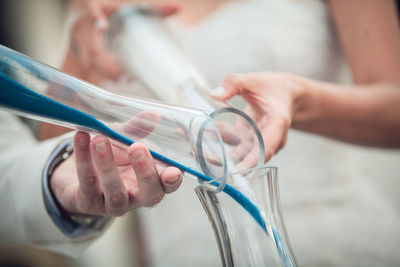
left=213, top=72, right=305, bottom=162
left=64, top=0, right=179, bottom=83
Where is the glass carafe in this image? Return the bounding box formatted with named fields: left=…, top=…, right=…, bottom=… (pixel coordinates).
left=195, top=167, right=297, bottom=267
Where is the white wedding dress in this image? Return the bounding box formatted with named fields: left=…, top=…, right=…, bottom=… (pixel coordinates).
left=86, top=0, right=400, bottom=266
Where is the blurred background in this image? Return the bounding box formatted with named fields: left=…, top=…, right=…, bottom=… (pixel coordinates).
left=0, top=1, right=399, bottom=267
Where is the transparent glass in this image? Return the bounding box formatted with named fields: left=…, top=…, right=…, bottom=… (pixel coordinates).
left=0, top=44, right=274, bottom=238
left=106, top=5, right=265, bottom=176
left=195, top=167, right=297, bottom=267
left=0, top=44, right=232, bottom=184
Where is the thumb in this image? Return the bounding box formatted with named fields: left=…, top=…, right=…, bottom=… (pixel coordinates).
left=210, top=74, right=249, bottom=101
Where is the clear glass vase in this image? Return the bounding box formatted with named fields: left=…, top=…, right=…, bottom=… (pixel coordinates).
left=195, top=167, right=297, bottom=267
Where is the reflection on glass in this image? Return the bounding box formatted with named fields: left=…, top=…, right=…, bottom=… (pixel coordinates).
left=196, top=167, right=297, bottom=267
left=107, top=5, right=266, bottom=180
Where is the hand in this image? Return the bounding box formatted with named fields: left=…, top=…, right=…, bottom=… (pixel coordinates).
left=213, top=72, right=304, bottom=162
left=50, top=113, right=183, bottom=216
left=65, top=0, right=179, bottom=83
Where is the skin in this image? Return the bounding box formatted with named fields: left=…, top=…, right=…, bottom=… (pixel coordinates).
left=52, top=132, right=182, bottom=216
left=212, top=0, right=400, bottom=161
left=50, top=1, right=183, bottom=217
left=37, top=0, right=180, bottom=140
left=64, top=0, right=180, bottom=83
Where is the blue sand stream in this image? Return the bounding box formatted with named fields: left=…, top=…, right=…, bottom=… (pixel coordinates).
left=0, top=71, right=268, bottom=233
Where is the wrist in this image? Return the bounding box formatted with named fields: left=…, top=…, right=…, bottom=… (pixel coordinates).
left=289, top=74, right=319, bottom=127
left=43, top=139, right=110, bottom=237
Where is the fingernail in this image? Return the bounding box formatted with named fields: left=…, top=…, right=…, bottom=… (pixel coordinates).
left=166, top=173, right=181, bottom=185
left=95, top=142, right=107, bottom=153
left=94, top=19, right=107, bottom=30
left=210, top=86, right=226, bottom=97
left=132, top=148, right=146, bottom=162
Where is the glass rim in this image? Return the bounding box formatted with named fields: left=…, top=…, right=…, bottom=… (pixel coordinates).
left=197, top=165, right=278, bottom=193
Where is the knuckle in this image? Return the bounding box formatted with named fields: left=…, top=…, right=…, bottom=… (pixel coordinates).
left=136, top=166, right=157, bottom=182
left=280, top=72, right=296, bottom=80
left=224, top=73, right=240, bottom=85
left=132, top=158, right=148, bottom=170
left=245, top=154, right=258, bottom=168
left=284, top=116, right=291, bottom=128
left=83, top=175, right=98, bottom=188
left=141, top=172, right=157, bottom=183
left=96, top=153, right=114, bottom=172
left=99, top=165, right=114, bottom=175
left=75, top=146, right=89, bottom=159
left=265, top=149, right=274, bottom=162
left=88, top=47, right=97, bottom=58
left=279, top=112, right=291, bottom=129
left=106, top=192, right=128, bottom=216
left=143, top=193, right=164, bottom=207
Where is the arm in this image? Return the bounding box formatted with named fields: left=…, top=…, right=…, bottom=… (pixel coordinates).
left=0, top=111, right=182, bottom=256
left=328, top=0, right=400, bottom=84
left=295, top=0, right=400, bottom=146
left=0, top=112, right=85, bottom=254
left=214, top=0, right=400, bottom=160
left=293, top=79, right=400, bottom=147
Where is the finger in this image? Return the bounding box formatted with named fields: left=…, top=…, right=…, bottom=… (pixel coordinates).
left=277, top=132, right=288, bottom=152
left=91, top=31, right=124, bottom=79
left=71, top=18, right=93, bottom=68
left=72, top=2, right=124, bottom=79
left=260, top=120, right=287, bottom=162
left=222, top=117, right=253, bottom=163
left=107, top=141, right=133, bottom=166
left=216, top=122, right=241, bottom=145
left=128, top=143, right=165, bottom=207
left=160, top=167, right=182, bottom=194
left=174, top=127, right=187, bottom=139
left=210, top=74, right=246, bottom=100
left=203, top=151, right=223, bottom=166
left=91, top=135, right=129, bottom=216
left=236, top=137, right=262, bottom=170
left=74, top=132, right=103, bottom=206
left=228, top=124, right=254, bottom=163
left=153, top=3, right=180, bottom=16
left=122, top=111, right=161, bottom=139
left=229, top=137, right=253, bottom=163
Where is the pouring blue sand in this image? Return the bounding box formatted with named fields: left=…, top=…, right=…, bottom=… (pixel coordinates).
left=0, top=72, right=268, bottom=234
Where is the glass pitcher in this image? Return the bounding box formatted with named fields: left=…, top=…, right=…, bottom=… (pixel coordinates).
left=195, top=166, right=297, bottom=267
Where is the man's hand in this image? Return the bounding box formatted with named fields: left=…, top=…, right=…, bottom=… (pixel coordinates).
left=50, top=111, right=183, bottom=216
left=51, top=132, right=182, bottom=216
